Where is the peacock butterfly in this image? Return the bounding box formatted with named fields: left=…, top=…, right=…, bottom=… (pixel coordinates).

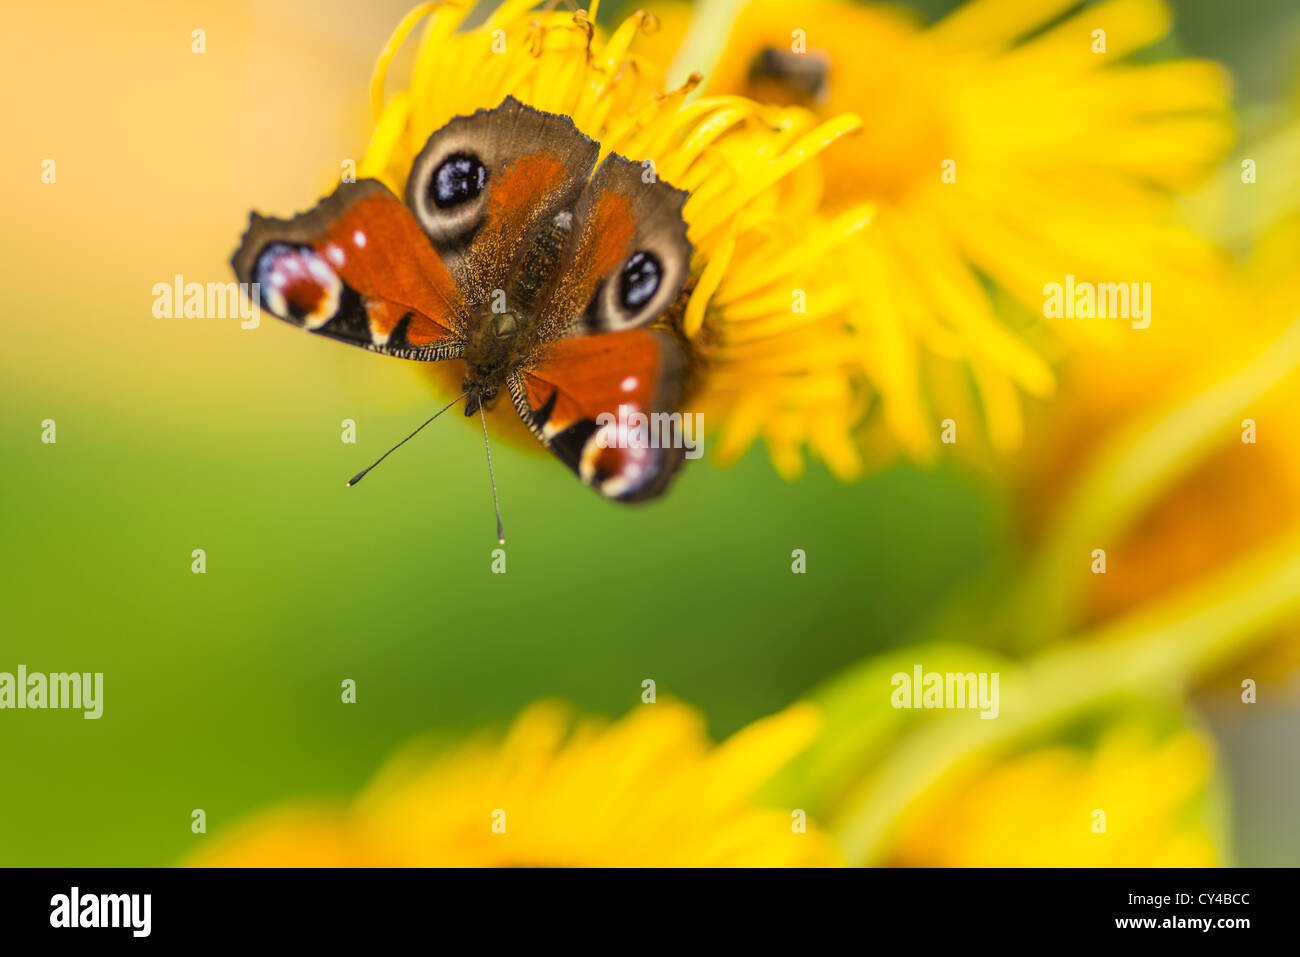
left=232, top=96, right=694, bottom=540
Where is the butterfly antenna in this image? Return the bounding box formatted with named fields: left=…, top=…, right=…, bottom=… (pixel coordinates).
left=479, top=403, right=505, bottom=545
left=346, top=392, right=467, bottom=487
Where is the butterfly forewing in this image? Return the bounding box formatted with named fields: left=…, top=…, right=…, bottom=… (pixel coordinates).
left=232, top=179, right=465, bottom=360
left=533, top=153, right=693, bottom=342
left=404, top=96, right=599, bottom=311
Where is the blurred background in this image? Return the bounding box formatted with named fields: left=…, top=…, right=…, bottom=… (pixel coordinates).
left=2, top=0, right=1297, bottom=866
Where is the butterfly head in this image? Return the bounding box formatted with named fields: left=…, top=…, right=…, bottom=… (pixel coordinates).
left=462, top=383, right=498, bottom=417
left=461, top=305, right=527, bottom=415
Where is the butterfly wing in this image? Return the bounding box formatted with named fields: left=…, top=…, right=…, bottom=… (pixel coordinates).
left=404, top=96, right=599, bottom=310
left=403, top=96, right=696, bottom=501
left=534, top=152, right=692, bottom=340
left=232, top=179, right=465, bottom=359
left=508, top=329, right=688, bottom=502
left=504, top=148, right=695, bottom=501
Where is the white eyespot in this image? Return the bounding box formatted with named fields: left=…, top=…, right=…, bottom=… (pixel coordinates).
left=254, top=243, right=343, bottom=331
left=353, top=230, right=367, bottom=248
left=325, top=243, right=345, bottom=267
left=620, top=376, right=639, bottom=393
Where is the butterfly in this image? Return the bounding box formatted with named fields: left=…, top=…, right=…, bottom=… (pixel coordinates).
left=232, top=96, right=694, bottom=540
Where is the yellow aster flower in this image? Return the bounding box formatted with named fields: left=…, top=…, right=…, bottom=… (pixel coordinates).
left=190, top=700, right=842, bottom=867
left=886, top=720, right=1219, bottom=867
left=357, top=0, right=875, bottom=478
left=703, top=0, right=1233, bottom=459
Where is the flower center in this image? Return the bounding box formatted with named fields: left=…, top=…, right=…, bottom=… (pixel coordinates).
left=729, top=6, right=952, bottom=206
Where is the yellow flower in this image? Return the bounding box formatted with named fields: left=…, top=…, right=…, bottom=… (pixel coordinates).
left=704, top=0, right=1233, bottom=459
left=190, top=700, right=842, bottom=867
left=358, top=0, right=875, bottom=478
left=997, top=94, right=1300, bottom=611
left=886, top=721, right=1219, bottom=866
left=1006, top=205, right=1300, bottom=685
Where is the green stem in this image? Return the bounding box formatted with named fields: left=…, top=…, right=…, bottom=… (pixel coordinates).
left=833, top=530, right=1300, bottom=864
left=666, top=0, right=747, bottom=92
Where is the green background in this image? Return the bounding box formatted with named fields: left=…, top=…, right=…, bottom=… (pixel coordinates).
left=2, top=0, right=1297, bottom=866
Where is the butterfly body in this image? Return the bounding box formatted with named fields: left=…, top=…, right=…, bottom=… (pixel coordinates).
left=457, top=207, right=577, bottom=416
left=234, top=97, right=695, bottom=502
left=459, top=311, right=530, bottom=416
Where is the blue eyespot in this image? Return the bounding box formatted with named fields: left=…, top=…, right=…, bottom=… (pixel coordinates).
left=618, top=251, right=661, bottom=311
left=432, top=153, right=487, bottom=209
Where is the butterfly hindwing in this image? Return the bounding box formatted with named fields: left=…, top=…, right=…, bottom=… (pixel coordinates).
left=509, top=329, right=688, bottom=502
left=232, top=179, right=465, bottom=360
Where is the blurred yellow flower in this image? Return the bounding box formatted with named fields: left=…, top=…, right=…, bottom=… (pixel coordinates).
left=703, top=0, right=1233, bottom=460
left=1004, top=182, right=1300, bottom=688
left=886, top=721, right=1219, bottom=866
left=1003, top=155, right=1300, bottom=629
left=191, top=700, right=841, bottom=867
left=360, top=0, right=875, bottom=478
